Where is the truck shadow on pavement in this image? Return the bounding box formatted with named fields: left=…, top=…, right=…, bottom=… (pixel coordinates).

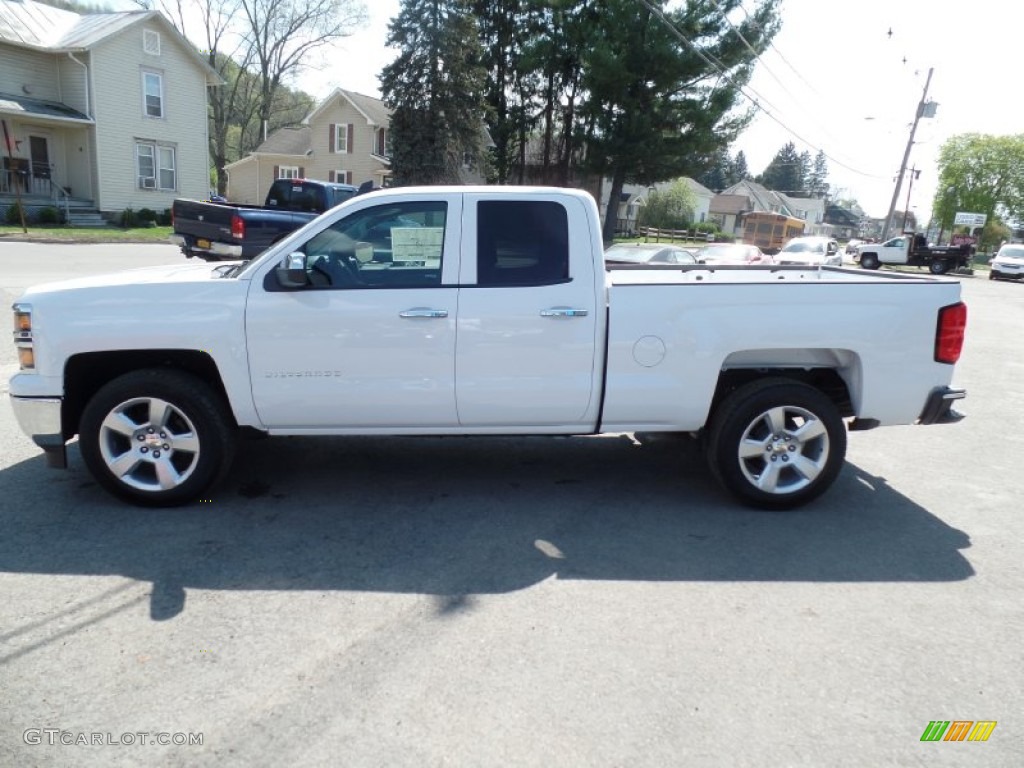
left=0, top=433, right=973, bottom=621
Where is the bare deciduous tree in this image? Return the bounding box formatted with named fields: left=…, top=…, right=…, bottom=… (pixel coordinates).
left=239, top=0, right=367, bottom=143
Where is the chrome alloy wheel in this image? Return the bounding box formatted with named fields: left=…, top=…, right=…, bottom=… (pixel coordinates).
left=97, top=397, right=201, bottom=492
left=736, top=405, right=829, bottom=495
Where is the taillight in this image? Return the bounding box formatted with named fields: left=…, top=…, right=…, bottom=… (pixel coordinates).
left=935, top=302, right=967, bottom=364
left=231, top=214, right=245, bottom=240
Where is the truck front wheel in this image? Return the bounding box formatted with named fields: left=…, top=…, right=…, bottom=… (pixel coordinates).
left=706, top=378, right=846, bottom=510
left=860, top=253, right=879, bottom=270
left=79, top=369, right=237, bottom=507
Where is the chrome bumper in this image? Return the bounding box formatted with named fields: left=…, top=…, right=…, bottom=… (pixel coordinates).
left=10, top=396, right=67, bottom=468
left=169, top=234, right=243, bottom=258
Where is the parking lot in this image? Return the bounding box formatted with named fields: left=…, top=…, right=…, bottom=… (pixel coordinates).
left=1, top=243, right=1021, bottom=767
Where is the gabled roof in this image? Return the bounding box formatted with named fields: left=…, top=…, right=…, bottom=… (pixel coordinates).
left=709, top=194, right=751, bottom=215
left=306, top=88, right=391, bottom=127
left=721, top=180, right=794, bottom=217
left=253, top=126, right=312, bottom=156
left=0, top=0, right=220, bottom=85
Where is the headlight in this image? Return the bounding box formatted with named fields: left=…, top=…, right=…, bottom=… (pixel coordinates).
left=13, top=303, right=34, bottom=369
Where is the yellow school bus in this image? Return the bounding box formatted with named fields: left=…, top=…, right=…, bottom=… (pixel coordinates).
left=742, top=212, right=805, bottom=254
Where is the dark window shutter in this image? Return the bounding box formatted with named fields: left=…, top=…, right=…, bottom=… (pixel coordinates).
left=328, top=171, right=335, bottom=182
left=298, top=166, right=305, bottom=178
left=347, top=124, right=354, bottom=154
left=329, top=124, right=335, bottom=153
left=273, top=165, right=279, bottom=178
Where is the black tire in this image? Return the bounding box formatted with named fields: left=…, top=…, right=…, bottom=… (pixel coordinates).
left=79, top=369, right=237, bottom=507
left=706, top=378, right=846, bottom=510
left=860, top=253, right=879, bottom=270
left=929, top=258, right=948, bottom=275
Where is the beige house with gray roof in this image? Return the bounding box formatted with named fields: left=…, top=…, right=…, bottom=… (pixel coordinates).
left=226, top=88, right=395, bottom=203
left=226, top=88, right=490, bottom=203
left=0, top=0, right=220, bottom=222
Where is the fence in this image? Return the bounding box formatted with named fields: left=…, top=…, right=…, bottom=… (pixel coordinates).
left=638, top=226, right=715, bottom=244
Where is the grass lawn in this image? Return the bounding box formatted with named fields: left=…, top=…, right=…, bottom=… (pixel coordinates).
left=0, top=225, right=173, bottom=243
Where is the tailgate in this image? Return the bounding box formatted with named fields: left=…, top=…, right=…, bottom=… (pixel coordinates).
left=172, top=199, right=237, bottom=242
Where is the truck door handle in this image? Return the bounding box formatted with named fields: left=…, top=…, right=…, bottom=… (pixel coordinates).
left=399, top=308, right=448, bottom=319
left=540, top=307, right=589, bottom=318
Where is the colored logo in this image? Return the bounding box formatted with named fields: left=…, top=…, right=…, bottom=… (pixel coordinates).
left=920, top=721, right=997, bottom=742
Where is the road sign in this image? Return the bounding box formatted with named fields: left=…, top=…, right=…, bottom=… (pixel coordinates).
left=954, top=212, right=987, bottom=227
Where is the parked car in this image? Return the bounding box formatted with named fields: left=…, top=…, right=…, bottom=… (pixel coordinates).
left=845, top=239, right=864, bottom=255
left=696, top=243, right=770, bottom=265
left=604, top=243, right=698, bottom=265
left=777, top=236, right=842, bottom=266
left=989, top=243, right=1024, bottom=280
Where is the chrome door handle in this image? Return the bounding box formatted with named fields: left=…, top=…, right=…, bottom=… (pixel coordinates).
left=540, top=307, right=589, bottom=318
left=399, top=308, right=448, bottom=318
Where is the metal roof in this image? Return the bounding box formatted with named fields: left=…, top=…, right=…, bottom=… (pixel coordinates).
left=0, top=91, right=92, bottom=123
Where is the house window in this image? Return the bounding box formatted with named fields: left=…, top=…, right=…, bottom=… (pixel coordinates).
left=136, top=141, right=176, bottom=191
left=143, top=29, right=161, bottom=56
left=142, top=71, right=164, bottom=118
left=331, top=170, right=352, bottom=184
left=333, top=123, right=351, bottom=153
left=376, top=127, right=391, bottom=157
left=158, top=146, right=176, bottom=190
left=278, top=166, right=300, bottom=179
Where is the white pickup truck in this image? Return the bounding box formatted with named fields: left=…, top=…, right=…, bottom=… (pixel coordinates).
left=10, top=187, right=967, bottom=510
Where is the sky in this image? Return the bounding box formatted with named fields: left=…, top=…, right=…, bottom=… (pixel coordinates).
left=124, top=0, right=1023, bottom=220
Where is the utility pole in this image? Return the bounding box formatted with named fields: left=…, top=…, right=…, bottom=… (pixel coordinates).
left=901, top=166, right=921, bottom=232
left=881, top=67, right=934, bottom=241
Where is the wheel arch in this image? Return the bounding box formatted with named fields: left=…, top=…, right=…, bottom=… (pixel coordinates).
left=709, top=363, right=856, bottom=425
left=63, top=350, right=236, bottom=440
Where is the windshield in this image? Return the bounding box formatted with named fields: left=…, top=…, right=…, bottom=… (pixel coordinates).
left=604, top=246, right=660, bottom=263
left=698, top=244, right=754, bottom=261
left=999, top=246, right=1024, bottom=259
left=781, top=240, right=824, bottom=253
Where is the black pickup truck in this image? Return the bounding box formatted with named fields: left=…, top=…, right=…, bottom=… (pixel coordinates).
left=170, top=178, right=361, bottom=261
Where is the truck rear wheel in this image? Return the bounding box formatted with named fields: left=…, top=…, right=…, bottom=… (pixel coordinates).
left=860, top=253, right=879, bottom=270
left=706, top=378, right=846, bottom=510
left=79, top=369, right=236, bottom=507
left=929, top=258, right=949, bottom=275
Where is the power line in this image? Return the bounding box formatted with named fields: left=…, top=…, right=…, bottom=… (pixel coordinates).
left=637, top=0, right=892, bottom=180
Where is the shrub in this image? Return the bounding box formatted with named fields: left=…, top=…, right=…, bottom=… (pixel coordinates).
left=5, top=202, right=25, bottom=225
left=137, top=207, right=158, bottom=223
left=119, top=208, right=136, bottom=228
left=37, top=206, right=61, bottom=225
left=157, top=208, right=172, bottom=226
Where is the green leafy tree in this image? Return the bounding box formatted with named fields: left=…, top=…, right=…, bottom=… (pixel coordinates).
left=577, top=0, right=781, bottom=241
left=807, top=149, right=830, bottom=199
left=757, top=141, right=805, bottom=194
left=733, top=150, right=749, bottom=182
left=638, top=178, right=697, bottom=229
left=381, top=0, right=488, bottom=184
left=931, top=133, right=1024, bottom=235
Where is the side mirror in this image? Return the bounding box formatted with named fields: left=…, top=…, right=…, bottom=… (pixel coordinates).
left=276, top=251, right=308, bottom=288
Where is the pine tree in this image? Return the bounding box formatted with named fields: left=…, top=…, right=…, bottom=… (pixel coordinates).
left=380, top=0, right=488, bottom=185
left=577, top=0, right=782, bottom=241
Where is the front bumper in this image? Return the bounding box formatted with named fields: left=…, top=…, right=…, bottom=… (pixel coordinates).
left=10, top=396, right=67, bottom=468
left=917, top=386, right=967, bottom=425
